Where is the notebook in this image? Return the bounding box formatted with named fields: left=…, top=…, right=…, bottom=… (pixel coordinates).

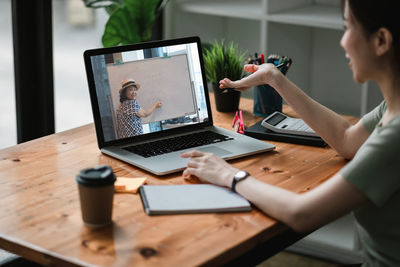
left=83, top=36, right=275, bottom=175
left=139, top=184, right=251, bottom=215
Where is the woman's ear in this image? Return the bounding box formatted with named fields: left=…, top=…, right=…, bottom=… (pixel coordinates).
left=373, top=27, right=393, bottom=56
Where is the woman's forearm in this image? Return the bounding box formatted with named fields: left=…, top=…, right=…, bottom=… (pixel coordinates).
left=271, top=73, right=356, bottom=158
left=234, top=176, right=302, bottom=230
left=144, top=106, right=156, bottom=117
left=233, top=173, right=367, bottom=233
left=138, top=103, right=159, bottom=118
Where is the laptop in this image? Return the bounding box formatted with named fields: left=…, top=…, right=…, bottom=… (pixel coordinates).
left=83, top=36, right=275, bottom=175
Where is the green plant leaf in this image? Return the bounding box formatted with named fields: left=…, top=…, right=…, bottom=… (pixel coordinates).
left=125, top=0, right=159, bottom=41
left=104, top=4, right=121, bottom=15
left=203, top=40, right=246, bottom=85
left=202, top=42, right=213, bottom=55
left=101, top=0, right=159, bottom=47
left=102, top=6, right=141, bottom=47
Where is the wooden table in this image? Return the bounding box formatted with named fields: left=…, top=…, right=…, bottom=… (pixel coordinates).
left=0, top=94, right=357, bottom=267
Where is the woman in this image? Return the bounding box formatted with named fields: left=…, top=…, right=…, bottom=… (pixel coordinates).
left=117, top=78, right=162, bottom=138
left=181, top=1, right=400, bottom=266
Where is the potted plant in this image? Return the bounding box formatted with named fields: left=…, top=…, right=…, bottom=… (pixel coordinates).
left=203, top=40, right=246, bottom=112
left=83, top=0, right=169, bottom=47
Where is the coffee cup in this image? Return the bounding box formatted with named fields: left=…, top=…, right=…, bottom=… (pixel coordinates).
left=76, top=165, right=116, bottom=228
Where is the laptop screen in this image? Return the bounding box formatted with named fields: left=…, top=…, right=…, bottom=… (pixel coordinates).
left=86, top=38, right=210, bottom=143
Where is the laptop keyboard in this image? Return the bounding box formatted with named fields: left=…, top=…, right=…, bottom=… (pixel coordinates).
left=124, top=131, right=233, bottom=158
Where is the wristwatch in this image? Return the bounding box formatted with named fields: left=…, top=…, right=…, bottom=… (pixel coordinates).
left=231, top=170, right=250, bottom=193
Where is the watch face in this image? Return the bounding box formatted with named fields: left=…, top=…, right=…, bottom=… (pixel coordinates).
left=232, top=170, right=250, bottom=192
left=235, top=170, right=247, bottom=180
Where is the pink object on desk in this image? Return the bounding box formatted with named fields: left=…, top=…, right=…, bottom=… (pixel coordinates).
left=232, top=110, right=245, bottom=134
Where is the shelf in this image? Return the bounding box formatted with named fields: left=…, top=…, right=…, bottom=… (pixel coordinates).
left=179, top=0, right=263, bottom=21
left=268, top=4, right=344, bottom=30
left=180, top=1, right=343, bottom=30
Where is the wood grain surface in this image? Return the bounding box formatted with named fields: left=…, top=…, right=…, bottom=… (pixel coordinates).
left=0, top=94, right=358, bottom=266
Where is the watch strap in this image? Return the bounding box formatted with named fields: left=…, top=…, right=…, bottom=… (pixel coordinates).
left=231, top=171, right=250, bottom=193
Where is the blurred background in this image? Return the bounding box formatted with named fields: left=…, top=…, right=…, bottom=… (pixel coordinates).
left=0, top=0, right=108, bottom=149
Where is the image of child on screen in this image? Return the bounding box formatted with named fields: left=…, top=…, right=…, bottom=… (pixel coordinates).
left=116, top=78, right=162, bottom=138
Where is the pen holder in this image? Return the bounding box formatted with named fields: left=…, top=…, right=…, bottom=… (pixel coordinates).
left=253, top=84, right=282, bottom=116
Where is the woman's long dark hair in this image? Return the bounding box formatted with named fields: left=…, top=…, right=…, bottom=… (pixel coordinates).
left=119, top=88, right=128, bottom=103
left=344, top=0, right=400, bottom=69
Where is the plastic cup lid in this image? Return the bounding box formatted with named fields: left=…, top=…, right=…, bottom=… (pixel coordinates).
left=76, top=165, right=116, bottom=186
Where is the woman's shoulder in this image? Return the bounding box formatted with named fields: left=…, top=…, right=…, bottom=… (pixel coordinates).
left=121, top=100, right=140, bottom=111
left=361, top=101, right=386, bottom=133
left=381, top=114, right=400, bottom=140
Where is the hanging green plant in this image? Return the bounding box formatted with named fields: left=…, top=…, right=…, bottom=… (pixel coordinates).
left=83, top=0, right=169, bottom=47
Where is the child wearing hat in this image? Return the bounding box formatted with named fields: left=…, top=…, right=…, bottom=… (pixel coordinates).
left=117, top=78, right=162, bottom=138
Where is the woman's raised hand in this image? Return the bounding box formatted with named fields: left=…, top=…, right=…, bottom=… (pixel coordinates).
left=154, top=101, right=162, bottom=108
left=219, top=63, right=281, bottom=92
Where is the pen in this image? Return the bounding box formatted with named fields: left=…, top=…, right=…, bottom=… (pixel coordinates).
left=246, top=56, right=255, bottom=64
left=236, top=110, right=244, bottom=134
left=238, top=110, right=245, bottom=134
left=232, top=111, right=239, bottom=128
left=232, top=110, right=245, bottom=134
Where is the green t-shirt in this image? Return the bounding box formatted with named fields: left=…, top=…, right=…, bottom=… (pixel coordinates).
left=340, top=101, right=400, bottom=267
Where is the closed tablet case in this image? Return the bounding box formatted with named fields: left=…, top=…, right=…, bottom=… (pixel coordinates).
left=139, top=184, right=251, bottom=215
left=244, top=119, right=327, bottom=147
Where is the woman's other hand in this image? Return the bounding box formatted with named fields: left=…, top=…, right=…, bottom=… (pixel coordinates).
left=181, top=150, right=239, bottom=188
left=139, top=101, right=162, bottom=117
left=154, top=101, right=162, bottom=108
left=219, top=63, right=282, bottom=92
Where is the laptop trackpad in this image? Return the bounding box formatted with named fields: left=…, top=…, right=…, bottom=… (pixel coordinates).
left=197, top=146, right=232, bottom=157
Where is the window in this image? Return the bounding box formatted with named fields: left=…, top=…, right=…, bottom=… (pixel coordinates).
left=0, top=1, right=16, bottom=149
left=53, top=0, right=108, bottom=132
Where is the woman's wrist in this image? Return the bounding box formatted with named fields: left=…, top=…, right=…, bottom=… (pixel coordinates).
left=222, top=167, right=239, bottom=188
left=268, top=67, right=285, bottom=90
